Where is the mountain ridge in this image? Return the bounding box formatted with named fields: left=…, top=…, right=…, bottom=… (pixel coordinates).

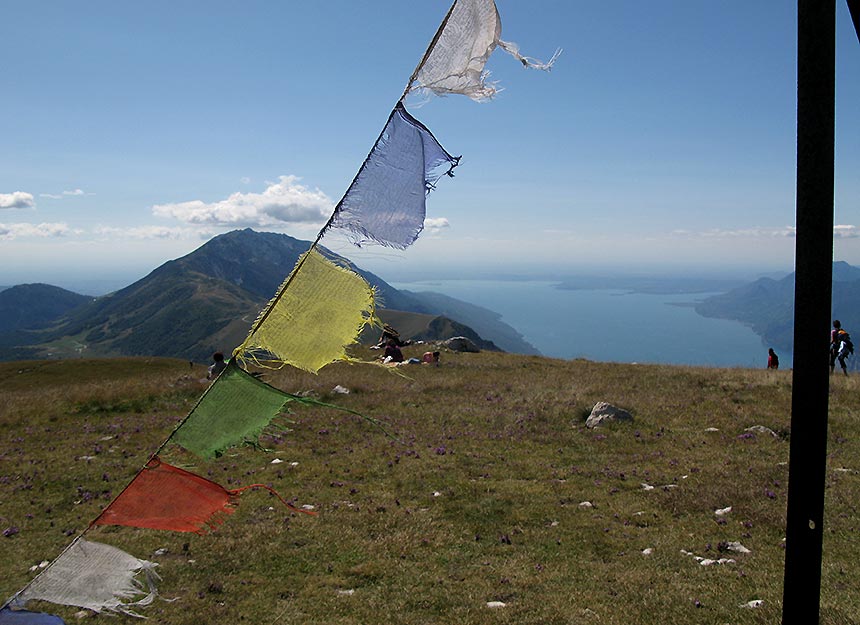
left=695, top=261, right=860, bottom=355
left=0, top=230, right=537, bottom=361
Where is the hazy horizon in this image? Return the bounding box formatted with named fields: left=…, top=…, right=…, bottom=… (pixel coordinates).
left=1, top=242, right=795, bottom=298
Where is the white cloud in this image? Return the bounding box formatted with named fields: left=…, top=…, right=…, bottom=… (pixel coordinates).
left=672, top=225, right=859, bottom=240
left=834, top=224, right=860, bottom=239
left=40, top=189, right=91, bottom=200
left=0, top=222, right=75, bottom=240
left=0, top=191, right=36, bottom=210
left=671, top=226, right=797, bottom=239
left=424, top=217, right=450, bottom=235
left=152, top=175, right=331, bottom=227
left=93, top=225, right=211, bottom=240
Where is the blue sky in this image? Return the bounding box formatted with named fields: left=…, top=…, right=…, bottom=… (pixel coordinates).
left=2, top=1, right=859, bottom=292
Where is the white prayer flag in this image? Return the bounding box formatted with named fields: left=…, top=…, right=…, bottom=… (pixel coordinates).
left=15, top=539, right=160, bottom=617
left=408, top=0, right=559, bottom=101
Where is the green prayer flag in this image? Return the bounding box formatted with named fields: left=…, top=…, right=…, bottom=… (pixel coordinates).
left=172, top=361, right=293, bottom=458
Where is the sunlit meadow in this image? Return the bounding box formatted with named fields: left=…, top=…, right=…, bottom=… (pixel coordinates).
left=1, top=350, right=858, bottom=624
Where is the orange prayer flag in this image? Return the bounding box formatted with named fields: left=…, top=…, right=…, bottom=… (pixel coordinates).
left=93, top=457, right=313, bottom=534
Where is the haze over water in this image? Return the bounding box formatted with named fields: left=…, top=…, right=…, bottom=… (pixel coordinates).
left=393, top=279, right=772, bottom=368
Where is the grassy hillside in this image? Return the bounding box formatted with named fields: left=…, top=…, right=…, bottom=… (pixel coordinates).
left=1, top=353, right=858, bottom=624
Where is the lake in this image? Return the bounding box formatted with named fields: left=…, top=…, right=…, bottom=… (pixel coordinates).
left=392, top=279, right=775, bottom=368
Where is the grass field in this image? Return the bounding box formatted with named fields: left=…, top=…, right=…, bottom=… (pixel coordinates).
left=1, top=351, right=858, bottom=624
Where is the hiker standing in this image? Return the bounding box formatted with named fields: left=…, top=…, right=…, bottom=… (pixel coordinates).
left=767, top=348, right=779, bottom=369
left=830, top=320, right=853, bottom=376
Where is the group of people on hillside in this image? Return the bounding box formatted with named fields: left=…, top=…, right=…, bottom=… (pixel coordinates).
left=382, top=339, right=440, bottom=366
left=765, top=319, right=854, bottom=375
left=376, top=324, right=440, bottom=366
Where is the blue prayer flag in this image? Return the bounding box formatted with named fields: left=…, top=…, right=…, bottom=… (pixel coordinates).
left=327, top=103, right=459, bottom=249
left=0, top=607, right=66, bottom=625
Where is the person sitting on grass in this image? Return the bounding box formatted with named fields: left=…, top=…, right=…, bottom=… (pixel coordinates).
left=207, top=352, right=227, bottom=380
left=422, top=351, right=441, bottom=365
left=375, top=324, right=411, bottom=349
left=382, top=339, right=404, bottom=364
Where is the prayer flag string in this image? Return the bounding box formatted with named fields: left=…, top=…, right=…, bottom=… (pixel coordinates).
left=4, top=2, right=557, bottom=618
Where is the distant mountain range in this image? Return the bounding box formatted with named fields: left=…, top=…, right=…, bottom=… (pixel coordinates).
left=0, top=229, right=538, bottom=362
left=695, top=260, right=860, bottom=353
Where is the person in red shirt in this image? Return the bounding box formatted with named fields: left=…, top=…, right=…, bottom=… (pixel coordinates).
left=767, top=348, right=779, bottom=369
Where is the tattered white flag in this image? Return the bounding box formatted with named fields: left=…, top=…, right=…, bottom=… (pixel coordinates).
left=408, top=0, right=560, bottom=101
left=13, top=539, right=160, bottom=617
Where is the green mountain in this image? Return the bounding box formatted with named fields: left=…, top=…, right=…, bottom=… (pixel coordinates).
left=0, top=283, right=92, bottom=333
left=695, top=261, right=860, bottom=353
left=0, top=230, right=536, bottom=361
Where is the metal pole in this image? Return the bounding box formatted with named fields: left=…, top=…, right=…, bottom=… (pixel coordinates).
left=782, top=1, right=835, bottom=623
left=847, top=0, right=860, bottom=44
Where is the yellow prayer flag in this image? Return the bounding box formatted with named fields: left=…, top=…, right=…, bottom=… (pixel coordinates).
left=236, top=249, right=376, bottom=373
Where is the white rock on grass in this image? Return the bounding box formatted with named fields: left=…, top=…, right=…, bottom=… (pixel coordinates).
left=681, top=550, right=734, bottom=566
left=745, top=425, right=778, bottom=437
left=270, top=458, right=283, bottom=464
left=585, top=402, right=634, bottom=428
left=715, top=506, right=732, bottom=516
left=486, top=601, right=507, bottom=609
left=704, top=427, right=720, bottom=432
left=740, top=599, right=764, bottom=609
left=332, top=385, right=350, bottom=394
left=336, top=589, right=355, bottom=596
left=641, top=483, right=655, bottom=491
left=578, top=501, right=593, bottom=509
left=641, top=548, right=653, bottom=556
left=725, top=541, right=751, bottom=554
